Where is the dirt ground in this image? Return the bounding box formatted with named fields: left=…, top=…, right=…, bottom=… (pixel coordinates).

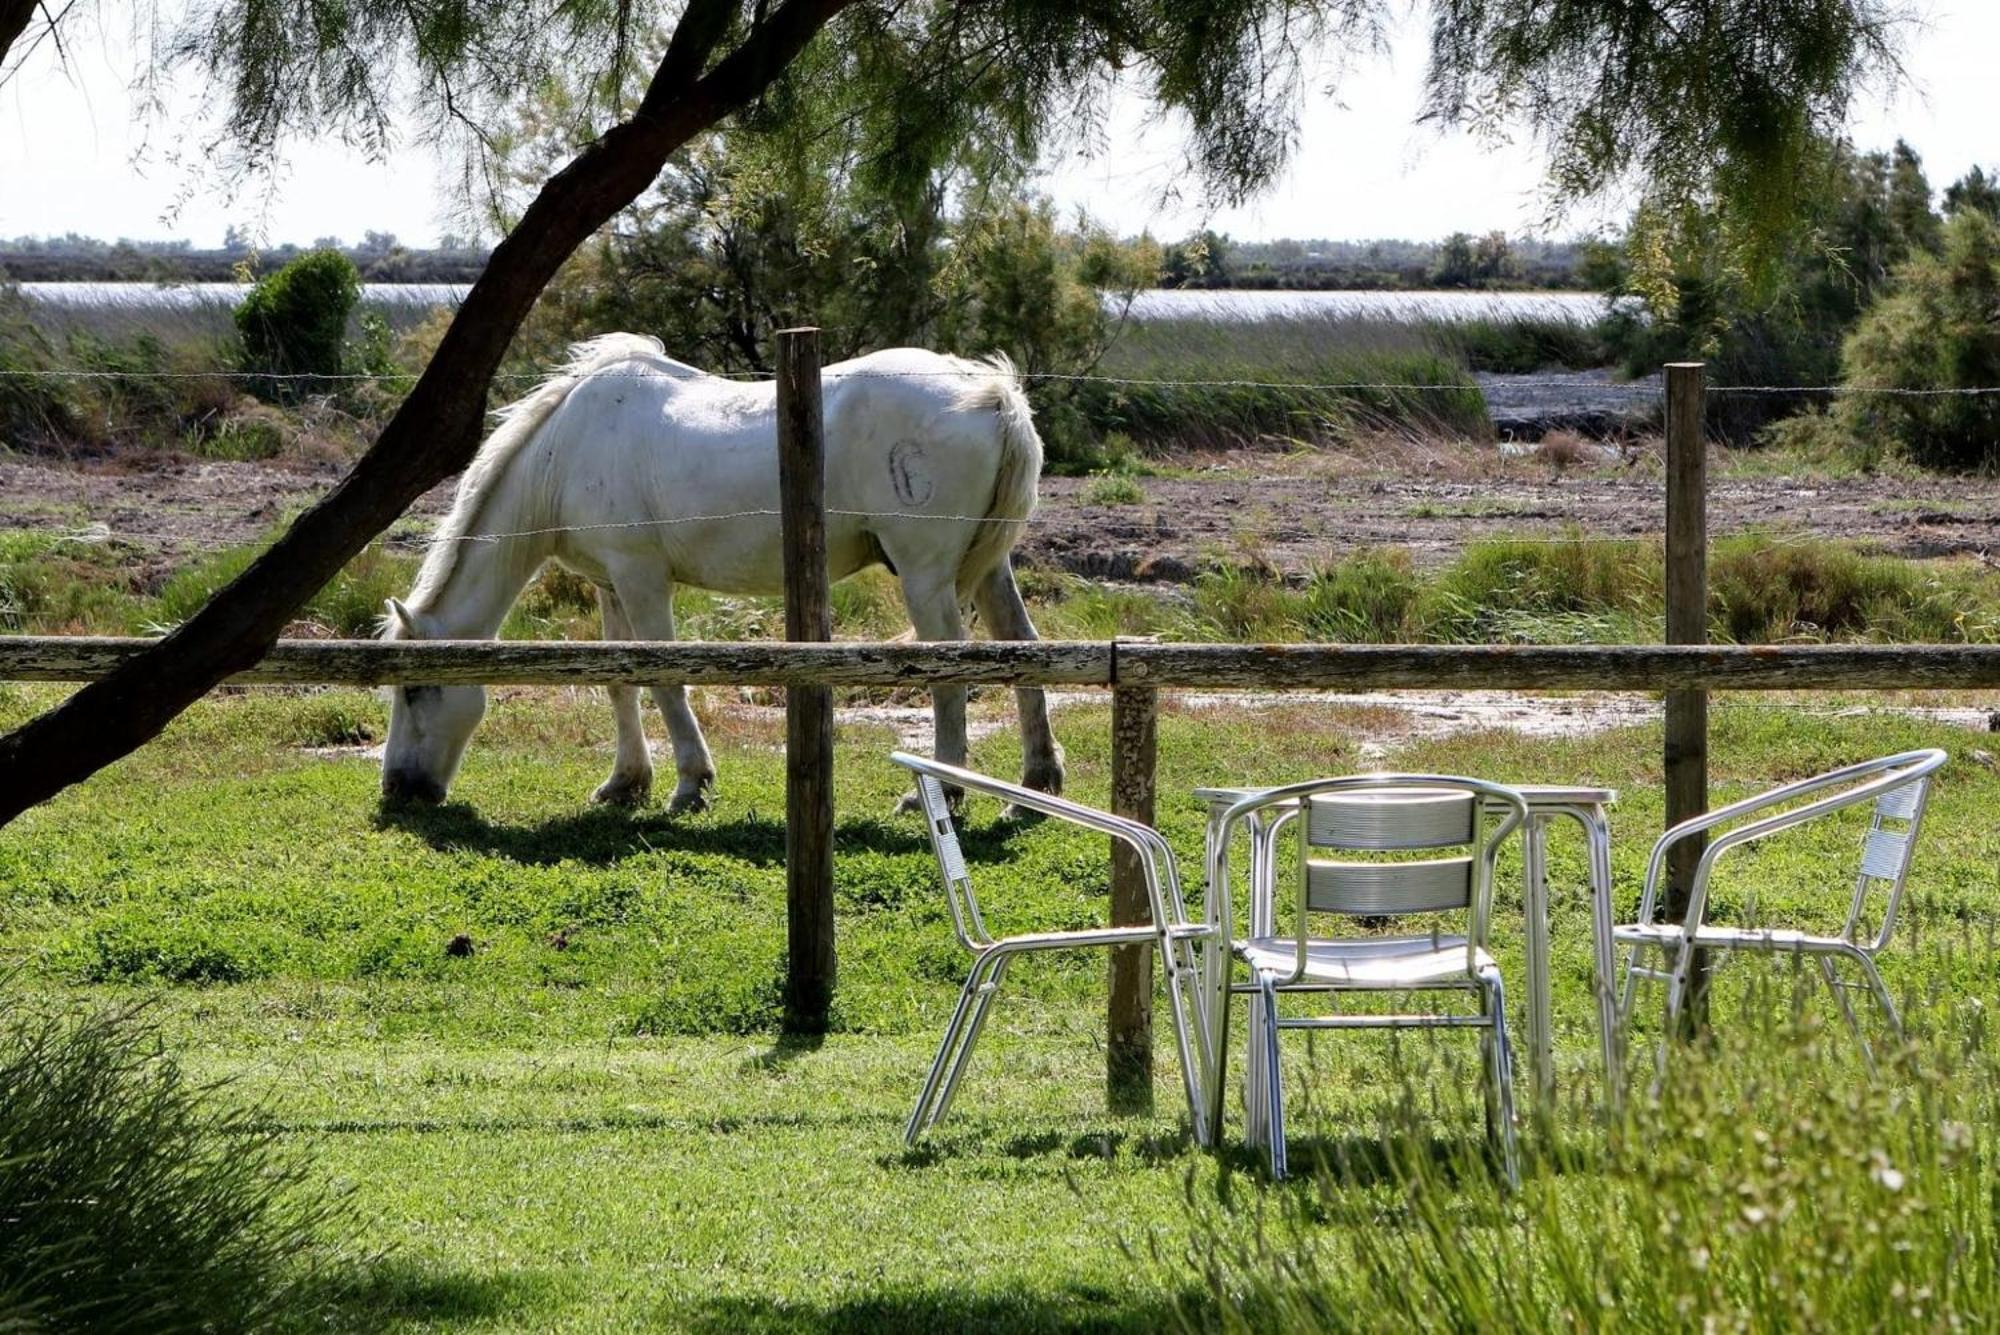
left=6, top=442, right=2000, bottom=585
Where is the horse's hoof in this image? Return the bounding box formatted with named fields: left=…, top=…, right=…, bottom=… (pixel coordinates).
left=667, top=781, right=713, bottom=815
left=592, top=775, right=652, bottom=807
left=1020, top=761, right=1066, bottom=797
left=895, top=785, right=963, bottom=817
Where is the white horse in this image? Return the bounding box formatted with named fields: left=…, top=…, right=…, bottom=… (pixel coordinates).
left=379, top=333, right=1064, bottom=811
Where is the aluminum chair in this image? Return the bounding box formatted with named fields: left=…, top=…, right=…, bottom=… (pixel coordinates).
left=890, top=751, right=1218, bottom=1146
left=1206, top=775, right=1530, bottom=1182
left=1615, top=748, right=1947, bottom=1065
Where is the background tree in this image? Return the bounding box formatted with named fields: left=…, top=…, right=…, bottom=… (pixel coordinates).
left=0, top=0, right=1909, bottom=824
left=1945, top=167, right=2000, bottom=222
left=1605, top=136, right=1945, bottom=436
left=1838, top=209, right=2000, bottom=470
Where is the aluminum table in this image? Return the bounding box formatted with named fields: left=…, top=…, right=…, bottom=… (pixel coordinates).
left=1197, top=782, right=1620, bottom=1112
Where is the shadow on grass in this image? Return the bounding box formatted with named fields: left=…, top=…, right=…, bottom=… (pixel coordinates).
left=739, top=1029, right=826, bottom=1075
left=672, top=1286, right=1192, bottom=1334
left=1211, top=1128, right=1520, bottom=1196
left=375, top=801, right=1044, bottom=869
left=311, top=1258, right=566, bottom=1331
left=881, top=1123, right=1200, bottom=1171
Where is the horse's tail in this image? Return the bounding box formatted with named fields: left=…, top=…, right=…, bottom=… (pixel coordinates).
left=952, top=353, right=1042, bottom=603
left=403, top=334, right=667, bottom=617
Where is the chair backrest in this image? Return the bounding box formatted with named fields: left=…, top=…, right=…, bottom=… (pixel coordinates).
left=907, top=770, right=990, bottom=949
left=1844, top=757, right=1941, bottom=949
left=1235, top=776, right=1527, bottom=957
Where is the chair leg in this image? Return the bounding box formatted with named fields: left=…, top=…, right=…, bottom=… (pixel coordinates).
left=929, top=955, right=1010, bottom=1132
left=1663, top=938, right=1696, bottom=1033
left=1817, top=955, right=1876, bottom=1073
left=1850, top=950, right=1904, bottom=1042
left=1479, top=965, right=1521, bottom=1191
left=1161, top=941, right=1211, bottom=1147
left=1206, top=977, right=1233, bottom=1151
left=907, top=954, right=996, bottom=1143
left=1259, top=976, right=1287, bottom=1179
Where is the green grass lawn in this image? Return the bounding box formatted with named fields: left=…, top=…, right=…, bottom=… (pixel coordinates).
left=3, top=682, right=1999, bottom=1330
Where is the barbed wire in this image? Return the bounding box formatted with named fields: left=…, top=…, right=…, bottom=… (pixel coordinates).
left=5, top=364, right=2000, bottom=396
left=29, top=514, right=1895, bottom=554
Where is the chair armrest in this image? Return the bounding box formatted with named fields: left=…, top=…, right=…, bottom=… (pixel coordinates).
left=1636, top=749, right=1947, bottom=934
left=889, top=751, right=1207, bottom=937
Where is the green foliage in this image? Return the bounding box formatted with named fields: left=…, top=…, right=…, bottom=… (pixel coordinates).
left=1608, top=137, right=1947, bottom=439
left=1838, top=209, right=2000, bottom=470
left=1429, top=0, right=1899, bottom=257
left=234, top=249, right=360, bottom=401
left=1435, top=316, right=1607, bottom=373
left=1944, top=165, right=2000, bottom=222
left=0, top=997, right=346, bottom=1329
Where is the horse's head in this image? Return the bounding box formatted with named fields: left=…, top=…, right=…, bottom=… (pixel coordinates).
left=379, top=597, right=487, bottom=805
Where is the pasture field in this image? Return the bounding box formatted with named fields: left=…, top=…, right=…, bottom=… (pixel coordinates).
left=4, top=682, right=1999, bottom=1329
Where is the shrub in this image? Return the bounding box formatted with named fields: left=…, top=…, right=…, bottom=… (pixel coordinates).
left=1838, top=209, right=2000, bottom=470
left=0, top=996, right=346, bottom=1328
left=235, top=249, right=360, bottom=402
left=1082, top=474, right=1147, bottom=506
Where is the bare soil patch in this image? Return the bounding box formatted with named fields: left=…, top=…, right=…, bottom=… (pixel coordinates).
left=6, top=444, right=2000, bottom=585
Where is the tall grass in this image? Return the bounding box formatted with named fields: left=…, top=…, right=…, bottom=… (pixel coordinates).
left=1085, top=314, right=1491, bottom=452
left=1182, top=969, right=2000, bottom=1331
left=1040, top=535, right=2000, bottom=646
left=1, top=995, right=349, bottom=1329
left=1080, top=310, right=1615, bottom=456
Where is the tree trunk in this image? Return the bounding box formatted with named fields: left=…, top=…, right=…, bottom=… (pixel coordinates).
left=1, top=0, right=43, bottom=74
left=0, top=0, right=854, bottom=825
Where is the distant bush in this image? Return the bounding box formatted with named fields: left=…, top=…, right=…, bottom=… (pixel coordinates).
left=235, top=249, right=360, bottom=401
left=1, top=996, right=346, bottom=1328
left=1839, top=209, right=2000, bottom=470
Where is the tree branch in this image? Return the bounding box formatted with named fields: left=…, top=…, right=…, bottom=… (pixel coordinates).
left=0, top=0, right=858, bottom=825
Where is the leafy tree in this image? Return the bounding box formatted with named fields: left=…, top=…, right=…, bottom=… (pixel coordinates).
left=1838, top=209, right=2000, bottom=469
left=0, top=0, right=1912, bottom=823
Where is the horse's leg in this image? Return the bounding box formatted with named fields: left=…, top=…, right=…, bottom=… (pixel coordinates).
left=972, top=558, right=1065, bottom=795
left=592, top=587, right=655, bottom=807
left=898, top=570, right=967, bottom=814
left=609, top=576, right=717, bottom=815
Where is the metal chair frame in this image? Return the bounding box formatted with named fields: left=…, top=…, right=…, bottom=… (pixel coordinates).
left=1615, top=748, right=1947, bottom=1065
left=890, top=751, right=1219, bottom=1146
left=1206, top=775, right=1530, bottom=1181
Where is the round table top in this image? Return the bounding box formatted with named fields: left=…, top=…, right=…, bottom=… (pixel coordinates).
left=1194, top=783, right=1617, bottom=808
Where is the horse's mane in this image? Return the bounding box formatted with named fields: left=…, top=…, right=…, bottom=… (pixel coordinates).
left=403, top=334, right=699, bottom=616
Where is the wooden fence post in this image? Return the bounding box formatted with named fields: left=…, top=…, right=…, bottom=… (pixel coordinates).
left=777, top=327, right=835, bottom=1033
left=1107, top=677, right=1157, bottom=1111
left=1663, top=361, right=1710, bottom=1034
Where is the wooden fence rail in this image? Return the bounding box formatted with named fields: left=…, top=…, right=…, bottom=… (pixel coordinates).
left=5, top=638, right=2000, bottom=691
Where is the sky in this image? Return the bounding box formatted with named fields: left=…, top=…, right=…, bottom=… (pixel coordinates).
left=1, top=2, right=1994, bottom=248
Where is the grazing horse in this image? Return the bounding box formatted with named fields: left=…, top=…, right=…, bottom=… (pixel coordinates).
left=379, top=333, right=1064, bottom=811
